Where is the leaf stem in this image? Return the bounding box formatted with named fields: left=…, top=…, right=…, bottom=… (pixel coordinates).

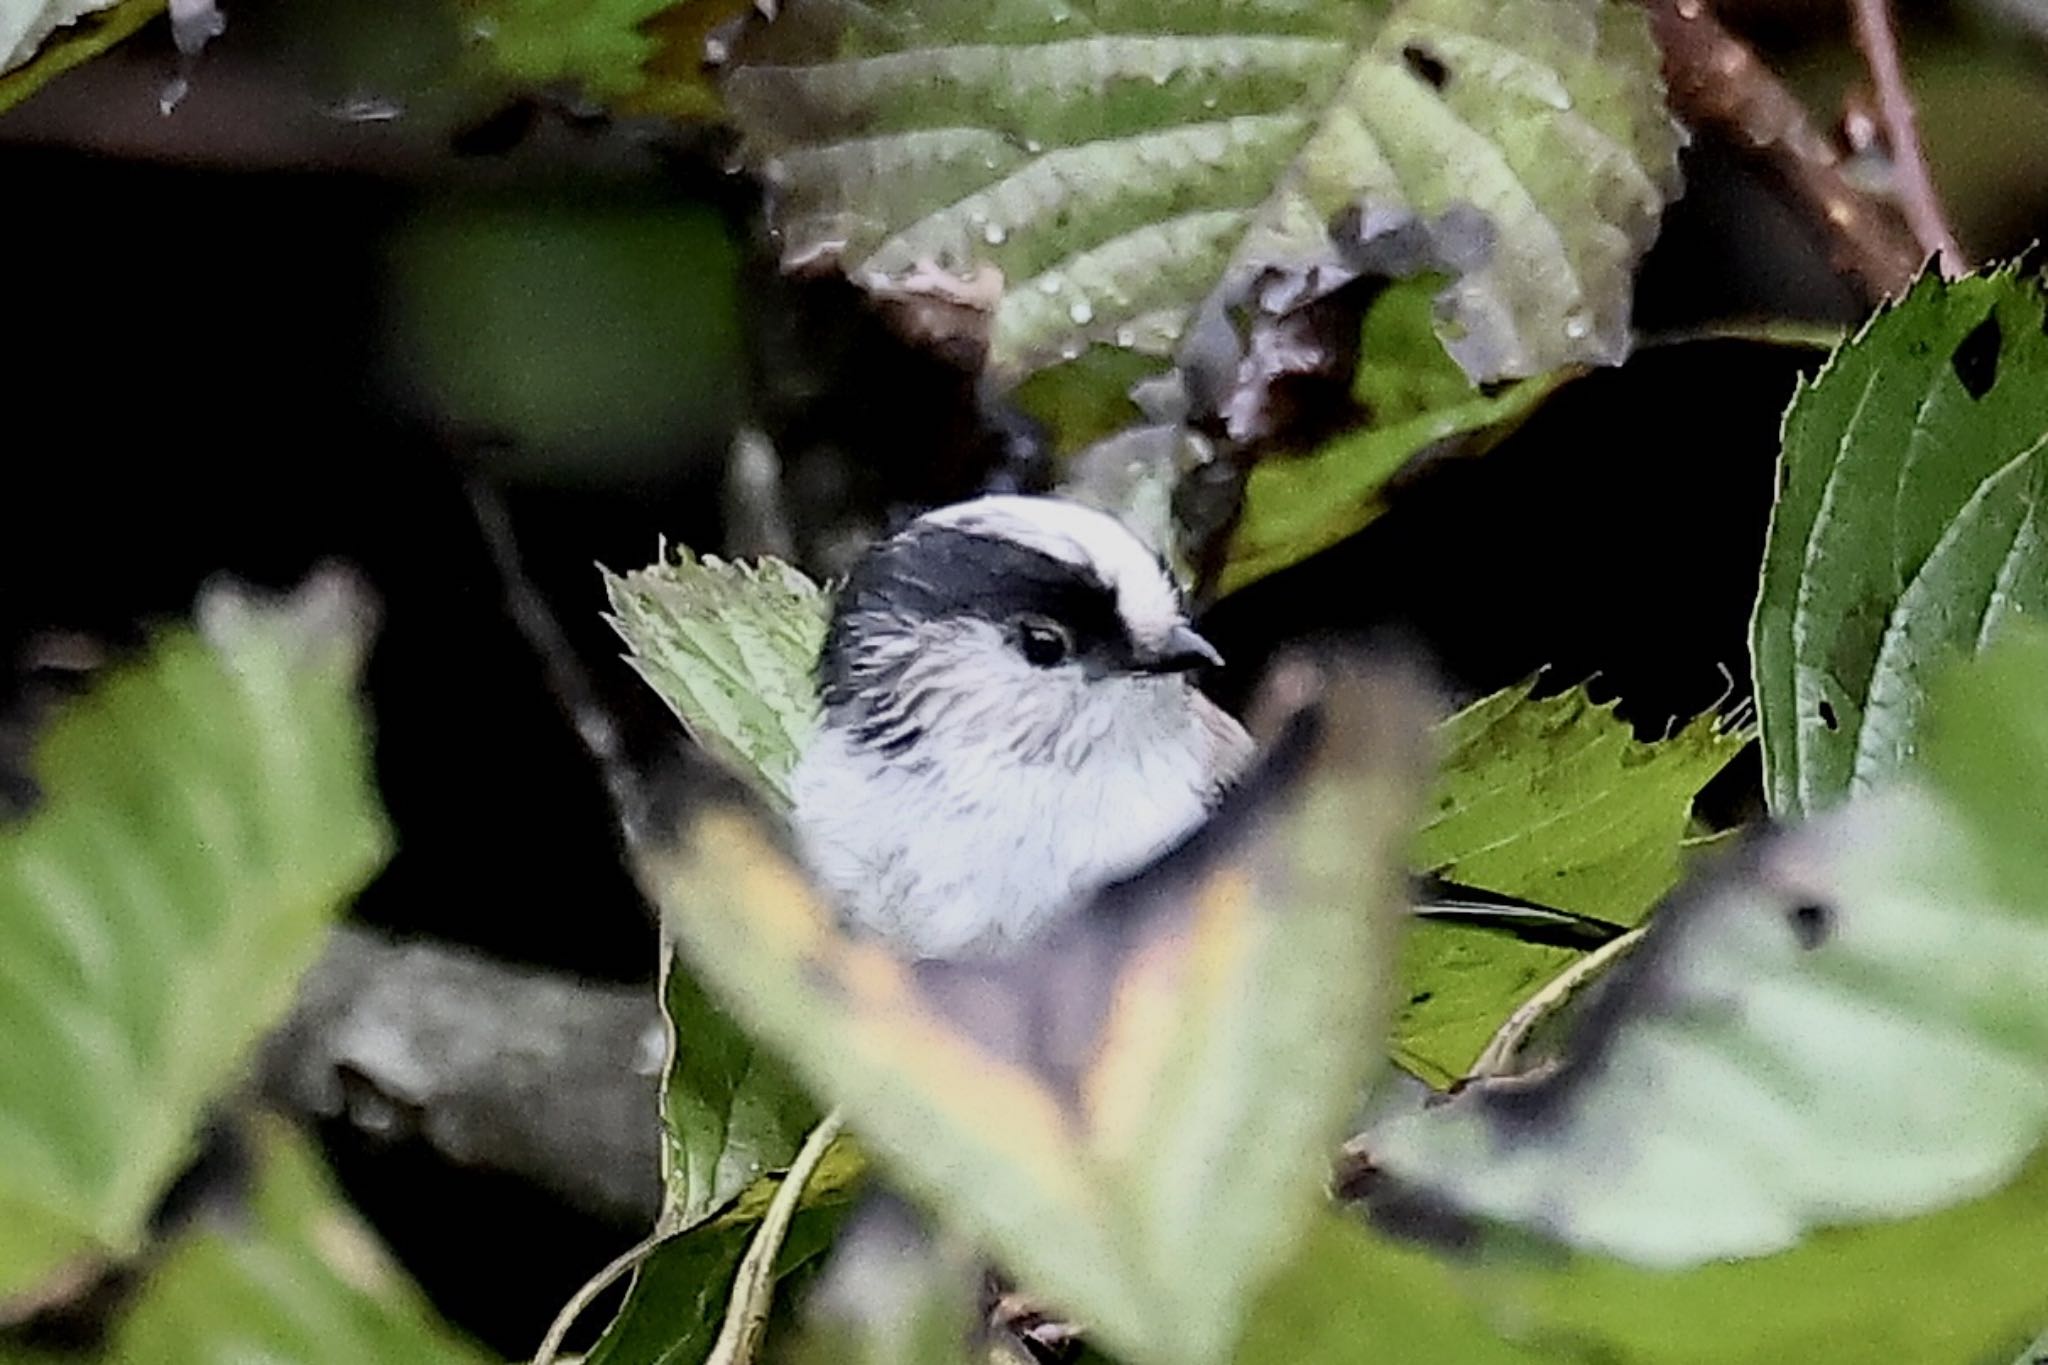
left=1468, top=928, right=1647, bottom=1079
left=1644, top=0, right=1925, bottom=301
left=1846, top=0, right=1968, bottom=276
left=706, top=1107, right=849, bottom=1365
left=530, top=1228, right=671, bottom=1365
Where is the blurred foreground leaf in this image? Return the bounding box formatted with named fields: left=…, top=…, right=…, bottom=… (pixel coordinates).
left=108, top=1118, right=487, bottom=1364
left=722, top=0, right=1680, bottom=401
left=1247, top=1171, right=2048, bottom=1365
left=778, top=1205, right=982, bottom=1365
left=0, top=574, right=389, bottom=1307
left=1368, top=628, right=2048, bottom=1326
left=0, top=0, right=159, bottom=112
left=387, top=197, right=746, bottom=478
left=1753, top=264, right=2048, bottom=820
left=1393, top=680, right=1750, bottom=1085
left=458, top=0, right=748, bottom=120
left=636, top=660, right=1427, bottom=1364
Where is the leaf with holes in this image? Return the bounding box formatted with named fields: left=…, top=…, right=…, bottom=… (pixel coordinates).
left=604, top=548, right=830, bottom=811
left=721, top=0, right=1681, bottom=406
left=1752, top=264, right=2048, bottom=820
left=1219, top=281, right=1577, bottom=594
left=1369, top=628, right=2048, bottom=1290
left=636, top=661, right=1426, bottom=1365
left=0, top=574, right=388, bottom=1306
left=1394, top=679, right=1750, bottom=1086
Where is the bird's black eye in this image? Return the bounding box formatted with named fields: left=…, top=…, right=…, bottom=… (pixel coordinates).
left=1015, top=616, right=1073, bottom=667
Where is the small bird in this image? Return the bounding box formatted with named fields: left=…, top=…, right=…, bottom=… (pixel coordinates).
left=790, top=494, right=1621, bottom=960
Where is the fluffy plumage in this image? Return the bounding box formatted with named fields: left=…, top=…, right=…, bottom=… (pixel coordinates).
left=791, top=496, right=1252, bottom=959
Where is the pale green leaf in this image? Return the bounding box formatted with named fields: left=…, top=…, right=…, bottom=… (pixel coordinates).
left=1393, top=679, right=1750, bottom=1085
left=0, top=0, right=158, bottom=113
left=0, top=575, right=390, bottom=1304
left=1752, top=264, right=2048, bottom=820
left=723, top=0, right=1681, bottom=391
left=1370, top=629, right=2048, bottom=1278
left=604, top=548, right=830, bottom=810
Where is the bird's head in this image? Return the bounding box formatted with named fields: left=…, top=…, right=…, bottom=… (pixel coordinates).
left=817, top=496, right=1224, bottom=764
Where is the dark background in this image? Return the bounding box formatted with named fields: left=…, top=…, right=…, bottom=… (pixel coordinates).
left=4, top=1, right=2046, bottom=1353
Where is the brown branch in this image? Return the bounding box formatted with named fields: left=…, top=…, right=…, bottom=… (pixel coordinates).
left=1645, top=0, right=1926, bottom=302
left=1847, top=0, right=1967, bottom=276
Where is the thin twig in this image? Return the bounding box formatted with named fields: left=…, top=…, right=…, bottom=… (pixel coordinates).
left=1468, top=928, right=1648, bottom=1080
left=465, top=476, right=644, bottom=825
left=1847, top=0, right=1967, bottom=276
left=1645, top=0, right=1925, bottom=301
left=531, top=1228, right=672, bottom=1365
left=707, top=1108, right=849, bottom=1365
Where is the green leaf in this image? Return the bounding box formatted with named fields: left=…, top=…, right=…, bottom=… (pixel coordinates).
left=1369, top=628, right=2048, bottom=1277
left=659, top=952, right=819, bottom=1226
left=0, top=575, right=390, bottom=1305
left=1234, top=1213, right=1547, bottom=1365
left=636, top=664, right=1427, bottom=1365
left=721, top=0, right=1681, bottom=393
left=457, top=0, right=748, bottom=120
left=1220, top=282, right=1573, bottom=595
left=106, top=1117, right=488, bottom=1364
left=0, top=0, right=160, bottom=114
left=606, top=548, right=827, bottom=1228
left=584, top=1141, right=864, bottom=1365
left=1752, top=264, right=2048, bottom=820
left=604, top=549, right=830, bottom=811
left=1392, top=680, right=1750, bottom=1085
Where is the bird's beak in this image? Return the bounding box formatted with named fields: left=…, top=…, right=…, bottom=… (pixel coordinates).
left=1138, top=623, right=1225, bottom=673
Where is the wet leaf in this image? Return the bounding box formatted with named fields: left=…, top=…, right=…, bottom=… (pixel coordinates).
left=722, top=0, right=1680, bottom=400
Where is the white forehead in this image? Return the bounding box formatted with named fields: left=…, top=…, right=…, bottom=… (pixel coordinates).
left=916, top=495, right=1186, bottom=639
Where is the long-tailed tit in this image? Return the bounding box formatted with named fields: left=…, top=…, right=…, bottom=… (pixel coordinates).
left=790, top=494, right=1619, bottom=959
